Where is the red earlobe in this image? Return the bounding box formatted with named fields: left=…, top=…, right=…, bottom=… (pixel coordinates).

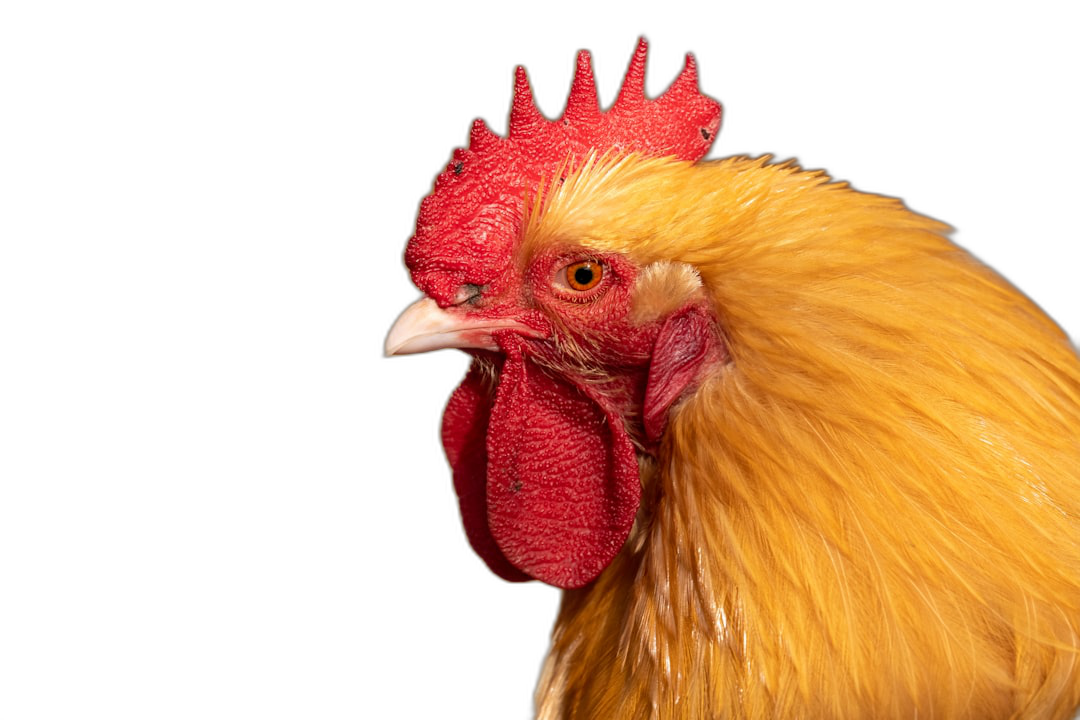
left=644, top=306, right=722, bottom=444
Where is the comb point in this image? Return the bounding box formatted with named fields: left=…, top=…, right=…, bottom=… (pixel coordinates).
left=666, top=53, right=700, bottom=98
left=509, top=65, right=544, bottom=137
left=469, top=118, right=501, bottom=153
left=564, top=50, right=600, bottom=122
left=614, top=38, right=649, bottom=108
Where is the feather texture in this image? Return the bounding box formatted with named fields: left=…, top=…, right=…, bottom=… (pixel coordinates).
left=531, top=155, right=1080, bottom=719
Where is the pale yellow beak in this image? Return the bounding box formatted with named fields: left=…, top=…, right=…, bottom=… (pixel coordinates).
left=385, top=297, right=539, bottom=356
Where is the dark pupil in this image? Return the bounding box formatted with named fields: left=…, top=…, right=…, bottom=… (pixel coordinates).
left=573, top=265, right=595, bottom=287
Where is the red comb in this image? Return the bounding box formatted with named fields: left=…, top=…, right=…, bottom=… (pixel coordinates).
left=405, top=39, right=722, bottom=306
left=506, top=39, right=721, bottom=161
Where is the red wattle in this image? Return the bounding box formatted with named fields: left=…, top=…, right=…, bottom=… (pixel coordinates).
left=441, top=353, right=643, bottom=587
left=442, top=361, right=531, bottom=582
left=484, top=339, right=641, bottom=589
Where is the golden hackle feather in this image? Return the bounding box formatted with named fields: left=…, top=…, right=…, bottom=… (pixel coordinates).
left=527, top=154, right=1080, bottom=719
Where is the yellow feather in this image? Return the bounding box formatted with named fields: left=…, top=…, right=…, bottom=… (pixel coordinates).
left=530, top=155, right=1080, bottom=719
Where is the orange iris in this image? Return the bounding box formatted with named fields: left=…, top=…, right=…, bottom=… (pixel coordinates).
left=566, top=261, right=603, bottom=291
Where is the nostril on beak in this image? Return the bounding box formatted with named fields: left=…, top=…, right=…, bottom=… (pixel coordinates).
left=452, top=284, right=486, bottom=306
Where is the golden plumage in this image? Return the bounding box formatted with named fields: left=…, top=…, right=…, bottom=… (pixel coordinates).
left=527, top=154, right=1080, bottom=719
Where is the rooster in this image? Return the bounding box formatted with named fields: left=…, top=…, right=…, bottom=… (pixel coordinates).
left=385, top=40, right=1080, bottom=719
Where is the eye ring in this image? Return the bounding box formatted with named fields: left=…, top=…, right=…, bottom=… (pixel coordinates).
left=564, top=260, right=603, bottom=292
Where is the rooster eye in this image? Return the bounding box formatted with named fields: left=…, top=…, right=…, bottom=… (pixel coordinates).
left=565, top=261, right=603, bottom=292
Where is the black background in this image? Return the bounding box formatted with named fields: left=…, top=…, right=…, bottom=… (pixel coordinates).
left=257, top=19, right=1075, bottom=716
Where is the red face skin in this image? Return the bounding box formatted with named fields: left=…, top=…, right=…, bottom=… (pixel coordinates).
left=414, top=244, right=666, bottom=437
left=441, top=247, right=665, bottom=443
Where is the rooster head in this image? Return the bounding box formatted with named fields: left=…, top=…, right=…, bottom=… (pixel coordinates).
left=386, top=40, right=724, bottom=588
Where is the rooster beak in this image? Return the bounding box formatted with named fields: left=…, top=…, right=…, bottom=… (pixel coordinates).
left=385, top=297, right=542, bottom=356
